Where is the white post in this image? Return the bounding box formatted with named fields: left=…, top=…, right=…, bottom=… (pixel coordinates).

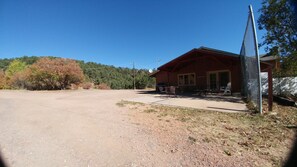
left=249, top=5, right=263, bottom=114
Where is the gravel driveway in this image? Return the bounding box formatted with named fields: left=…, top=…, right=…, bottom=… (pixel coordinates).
left=0, top=90, right=174, bottom=166
left=0, top=90, right=259, bottom=167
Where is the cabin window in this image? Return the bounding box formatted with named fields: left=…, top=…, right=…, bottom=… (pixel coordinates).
left=178, top=73, right=195, bottom=86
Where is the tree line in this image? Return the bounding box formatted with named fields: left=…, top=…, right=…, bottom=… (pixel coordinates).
left=0, top=56, right=155, bottom=90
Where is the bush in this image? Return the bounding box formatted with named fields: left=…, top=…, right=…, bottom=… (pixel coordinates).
left=0, top=70, right=6, bottom=89
left=27, top=58, right=84, bottom=90
left=4, top=60, right=28, bottom=89
left=1, top=56, right=156, bottom=90
left=8, top=70, right=30, bottom=89
left=5, top=60, right=27, bottom=79
left=70, top=84, right=80, bottom=90
left=95, top=83, right=111, bottom=90
left=82, top=82, right=94, bottom=89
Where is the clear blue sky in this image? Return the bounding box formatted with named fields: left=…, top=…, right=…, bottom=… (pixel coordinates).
left=0, top=0, right=265, bottom=69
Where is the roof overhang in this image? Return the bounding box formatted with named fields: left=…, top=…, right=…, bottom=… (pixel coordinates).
left=149, top=70, right=160, bottom=77
left=154, top=46, right=273, bottom=74
left=158, top=46, right=240, bottom=72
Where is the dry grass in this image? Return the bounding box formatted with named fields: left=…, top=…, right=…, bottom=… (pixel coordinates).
left=120, top=100, right=297, bottom=166
left=116, top=100, right=144, bottom=107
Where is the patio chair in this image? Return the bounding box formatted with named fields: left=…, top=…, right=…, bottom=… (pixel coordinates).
left=165, top=86, right=177, bottom=97
left=223, top=82, right=231, bottom=95
left=159, top=86, right=166, bottom=93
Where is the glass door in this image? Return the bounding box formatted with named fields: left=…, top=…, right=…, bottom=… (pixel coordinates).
left=219, top=72, right=230, bottom=88
left=209, top=73, right=217, bottom=90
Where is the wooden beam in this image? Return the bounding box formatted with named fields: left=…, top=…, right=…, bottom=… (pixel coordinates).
left=268, top=67, right=273, bottom=111
left=178, top=56, right=205, bottom=63
left=207, top=56, right=232, bottom=68
left=171, top=57, right=200, bottom=72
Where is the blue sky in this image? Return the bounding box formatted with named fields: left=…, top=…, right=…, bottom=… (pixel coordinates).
left=0, top=0, right=265, bottom=69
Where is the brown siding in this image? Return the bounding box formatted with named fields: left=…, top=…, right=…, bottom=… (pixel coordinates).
left=155, top=57, right=242, bottom=92
left=155, top=71, right=168, bottom=84
left=231, top=62, right=242, bottom=92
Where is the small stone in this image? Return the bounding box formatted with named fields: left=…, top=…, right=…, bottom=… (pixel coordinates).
left=171, top=148, right=178, bottom=153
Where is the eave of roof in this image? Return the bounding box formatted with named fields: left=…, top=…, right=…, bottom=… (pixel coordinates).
left=157, top=46, right=239, bottom=70
left=149, top=70, right=160, bottom=77
left=199, top=46, right=239, bottom=58
left=260, top=55, right=278, bottom=61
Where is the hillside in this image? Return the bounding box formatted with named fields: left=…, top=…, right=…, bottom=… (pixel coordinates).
left=0, top=56, right=155, bottom=89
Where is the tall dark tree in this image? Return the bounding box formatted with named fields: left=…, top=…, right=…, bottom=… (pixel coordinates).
left=258, top=0, right=297, bottom=76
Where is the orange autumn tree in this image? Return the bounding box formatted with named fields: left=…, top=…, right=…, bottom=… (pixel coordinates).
left=27, top=57, right=84, bottom=90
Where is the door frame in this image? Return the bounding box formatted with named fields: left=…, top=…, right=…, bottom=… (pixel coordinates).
left=206, top=70, right=231, bottom=90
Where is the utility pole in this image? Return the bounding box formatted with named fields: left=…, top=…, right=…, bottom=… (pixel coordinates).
left=133, top=62, right=136, bottom=90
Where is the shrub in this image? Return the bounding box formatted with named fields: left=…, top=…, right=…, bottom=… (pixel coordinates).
left=135, top=71, right=149, bottom=89
left=1, top=57, right=156, bottom=90
left=8, top=70, right=30, bottom=89
left=0, top=70, right=6, bottom=89
left=5, top=60, right=27, bottom=79
left=3, top=60, right=28, bottom=89
left=70, top=83, right=80, bottom=90
left=82, top=82, right=94, bottom=89
left=27, top=58, right=84, bottom=90
left=95, top=83, right=111, bottom=90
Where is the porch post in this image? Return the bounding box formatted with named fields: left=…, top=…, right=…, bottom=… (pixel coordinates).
left=268, top=67, right=273, bottom=111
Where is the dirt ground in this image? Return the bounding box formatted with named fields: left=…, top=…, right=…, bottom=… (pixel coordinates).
left=126, top=92, right=248, bottom=113
left=0, top=90, right=295, bottom=167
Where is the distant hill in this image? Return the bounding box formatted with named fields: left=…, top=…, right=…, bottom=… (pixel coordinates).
left=0, top=56, right=155, bottom=89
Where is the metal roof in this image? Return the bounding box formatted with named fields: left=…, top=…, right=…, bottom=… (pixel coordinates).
left=157, top=46, right=240, bottom=71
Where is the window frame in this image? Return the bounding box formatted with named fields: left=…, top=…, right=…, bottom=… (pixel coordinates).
left=177, top=73, right=196, bottom=86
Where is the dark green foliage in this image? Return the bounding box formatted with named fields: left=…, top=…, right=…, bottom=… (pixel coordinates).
left=258, top=0, right=297, bottom=76
left=135, top=70, right=153, bottom=89
left=78, top=61, right=155, bottom=89
left=0, top=56, right=39, bottom=71
left=0, top=56, right=155, bottom=90
left=0, top=58, right=13, bottom=71
left=17, top=56, right=39, bottom=65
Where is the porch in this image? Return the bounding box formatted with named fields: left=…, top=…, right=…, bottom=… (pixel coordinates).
left=126, top=90, right=248, bottom=113
left=151, top=47, right=275, bottom=112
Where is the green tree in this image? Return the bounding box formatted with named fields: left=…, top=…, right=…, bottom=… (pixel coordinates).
left=0, top=70, right=6, bottom=89
left=258, top=0, right=297, bottom=76
left=0, top=58, right=13, bottom=71
left=135, top=70, right=155, bottom=89
left=5, top=60, right=27, bottom=78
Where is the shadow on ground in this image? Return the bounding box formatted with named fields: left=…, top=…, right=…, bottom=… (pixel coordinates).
left=136, top=90, right=244, bottom=104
